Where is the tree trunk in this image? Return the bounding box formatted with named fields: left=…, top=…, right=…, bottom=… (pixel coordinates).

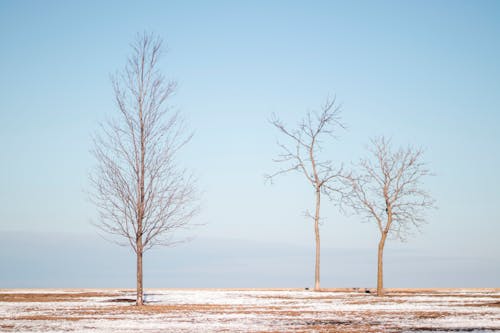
left=314, top=188, right=321, bottom=291
left=377, top=232, right=387, bottom=296
left=136, top=213, right=144, bottom=306
left=137, top=79, right=145, bottom=306
left=136, top=245, right=144, bottom=306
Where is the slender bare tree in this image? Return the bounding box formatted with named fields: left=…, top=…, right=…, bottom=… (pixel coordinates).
left=90, top=33, right=198, bottom=306
left=267, top=98, right=348, bottom=291
left=344, top=137, right=435, bottom=296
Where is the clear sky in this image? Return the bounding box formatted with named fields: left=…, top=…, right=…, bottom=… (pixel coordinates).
left=1, top=0, right=499, bottom=288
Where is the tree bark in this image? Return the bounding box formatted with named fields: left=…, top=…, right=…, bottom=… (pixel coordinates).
left=377, top=232, right=387, bottom=296
left=314, top=188, right=321, bottom=291
left=136, top=246, right=143, bottom=305
left=137, top=78, right=145, bottom=306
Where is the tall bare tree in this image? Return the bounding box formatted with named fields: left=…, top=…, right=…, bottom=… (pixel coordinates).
left=90, top=33, right=198, bottom=306
left=344, top=137, right=435, bottom=296
left=267, top=98, right=347, bottom=291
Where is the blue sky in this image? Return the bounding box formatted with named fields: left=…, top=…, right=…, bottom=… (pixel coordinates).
left=0, top=0, right=499, bottom=288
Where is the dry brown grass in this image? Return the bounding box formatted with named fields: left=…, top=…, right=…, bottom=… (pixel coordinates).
left=1, top=289, right=499, bottom=333
left=0, top=292, right=117, bottom=303
left=14, top=315, right=84, bottom=321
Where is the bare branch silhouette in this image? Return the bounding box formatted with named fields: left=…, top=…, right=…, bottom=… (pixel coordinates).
left=89, top=32, right=199, bottom=306
left=266, top=97, right=350, bottom=291
left=343, top=137, right=435, bottom=296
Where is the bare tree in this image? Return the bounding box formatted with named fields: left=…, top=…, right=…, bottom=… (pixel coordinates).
left=267, top=98, right=348, bottom=291
left=344, top=137, right=435, bottom=296
left=90, top=33, right=198, bottom=306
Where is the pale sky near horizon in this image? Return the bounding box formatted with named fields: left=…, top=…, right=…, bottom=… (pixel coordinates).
left=0, top=0, right=499, bottom=288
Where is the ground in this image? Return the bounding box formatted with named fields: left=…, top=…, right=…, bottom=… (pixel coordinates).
left=0, top=288, right=499, bottom=332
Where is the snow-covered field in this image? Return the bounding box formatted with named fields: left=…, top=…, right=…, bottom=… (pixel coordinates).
left=1, top=288, right=499, bottom=332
